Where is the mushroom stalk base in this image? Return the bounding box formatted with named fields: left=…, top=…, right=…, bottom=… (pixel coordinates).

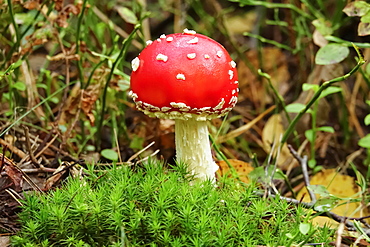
left=175, top=119, right=219, bottom=183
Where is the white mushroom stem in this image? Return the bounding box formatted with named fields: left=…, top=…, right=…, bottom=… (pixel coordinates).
left=175, top=118, right=219, bottom=183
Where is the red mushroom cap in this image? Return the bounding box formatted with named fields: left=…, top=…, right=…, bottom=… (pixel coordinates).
left=129, top=29, right=239, bottom=120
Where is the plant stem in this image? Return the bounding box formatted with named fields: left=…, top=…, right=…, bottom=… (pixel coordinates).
left=233, top=0, right=313, bottom=19
left=96, top=25, right=140, bottom=149
left=281, top=45, right=365, bottom=144
left=76, top=0, right=88, bottom=88
left=258, top=69, right=300, bottom=147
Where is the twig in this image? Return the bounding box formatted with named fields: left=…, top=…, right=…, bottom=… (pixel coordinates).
left=288, top=145, right=316, bottom=203
left=5, top=189, right=23, bottom=206
left=335, top=222, right=345, bottom=247
left=23, top=126, right=40, bottom=168
left=0, top=139, right=27, bottom=159
left=46, top=161, right=80, bottom=180
left=1, top=167, right=57, bottom=176
left=0, top=84, right=71, bottom=139
left=216, top=105, right=276, bottom=143
left=34, top=133, right=59, bottom=159
left=257, top=191, right=370, bottom=235
left=0, top=146, right=7, bottom=176
left=127, top=141, right=155, bottom=163
left=263, top=145, right=370, bottom=237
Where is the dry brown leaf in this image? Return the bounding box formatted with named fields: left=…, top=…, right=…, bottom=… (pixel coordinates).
left=216, top=159, right=254, bottom=183
left=53, top=0, right=63, bottom=11
left=313, top=29, right=328, bottom=48
left=297, top=169, right=368, bottom=227
left=262, top=114, right=294, bottom=170
left=0, top=154, right=23, bottom=191
left=56, top=4, right=81, bottom=28
left=23, top=0, right=40, bottom=10
left=44, top=164, right=67, bottom=190
left=81, top=84, right=100, bottom=125
left=358, top=22, right=370, bottom=36
left=59, top=83, right=81, bottom=126
left=60, top=82, right=100, bottom=126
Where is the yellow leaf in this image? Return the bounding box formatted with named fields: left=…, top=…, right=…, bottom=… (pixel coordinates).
left=262, top=114, right=294, bottom=170
left=216, top=159, right=254, bottom=184
left=297, top=169, right=368, bottom=227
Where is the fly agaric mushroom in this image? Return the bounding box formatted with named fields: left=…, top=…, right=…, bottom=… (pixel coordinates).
left=129, top=29, right=238, bottom=183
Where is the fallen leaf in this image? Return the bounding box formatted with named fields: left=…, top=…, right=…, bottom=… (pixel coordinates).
left=60, top=82, right=100, bottom=126
left=262, top=114, right=294, bottom=170
left=216, top=159, right=254, bottom=183
left=55, top=4, right=81, bottom=28
left=23, top=0, right=39, bottom=10
left=44, top=164, right=67, bottom=190
left=81, top=84, right=100, bottom=125
left=313, top=29, right=328, bottom=48
left=0, top=154, right=23, bottom=191
left=297, top=169, right=368, bottom=227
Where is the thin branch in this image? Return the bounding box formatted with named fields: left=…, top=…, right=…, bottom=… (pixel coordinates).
left=288, top=145, right=316, bottom=203
left=23, top=126, right=40, bottom=168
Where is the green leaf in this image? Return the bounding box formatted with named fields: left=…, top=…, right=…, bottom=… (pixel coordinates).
left=248, top=166, right=285, bottom=182
left=308, top=159, right=316, bottom=169
left=359, top=134, right=370, bottom=148
left=117, top=79, right=130, bottom=91
left=319, top=86, right=342, bottom=99
left=314, top=198, right=338, bottom=212
left=313, top=165, right=323, bottom=173
left=343, top=1, right=370, bottom=17
left=12, top=81, right=26, bottom=91
left=315, top=44, right=350, bottom=65
left=50, top=96, right=59, bottom=104
left=365, top=114, right=370, bottom=125
left=101, top=149, right=119, bottom=161
left=366, top=63, right=370, bottom=75
left=307, top=185, right=330, bottom=197
left=317, top=126, right=335, bottom=133
left=299, top=223, right=311, bottom=235
left=360, top=11, right=370, bottom=23
left=285, top=103, right=306, bottom=113
left=302, top=83, right=319, bottom=92
left=285, top=233, right=294, bottom=239
left=305, top=129, right=315, bottom=143
left=116, top=7, right=138, bottom=24
left=312, top=19, right=333, bottom=36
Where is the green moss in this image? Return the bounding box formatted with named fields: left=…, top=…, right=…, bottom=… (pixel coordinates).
left=12, top=161, right=333, bottom=246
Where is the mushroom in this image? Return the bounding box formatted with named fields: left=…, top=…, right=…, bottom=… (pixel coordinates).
left=129, top=29, right=239, bottom=183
